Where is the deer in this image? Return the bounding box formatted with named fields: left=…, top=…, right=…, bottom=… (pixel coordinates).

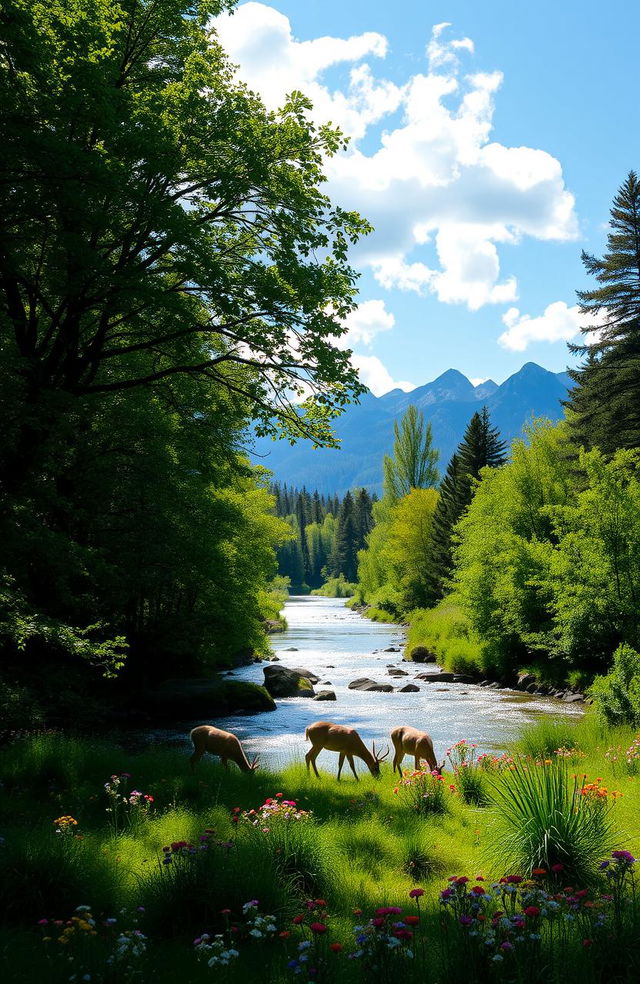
left=305, top=721, right=389, bottom=780
left=390, top=726, right=445, bottom=775
left=189, top=725, right=259, bottom=773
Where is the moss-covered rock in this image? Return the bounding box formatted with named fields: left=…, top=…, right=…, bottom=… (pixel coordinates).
left=137, top=678, right=276, bottom=720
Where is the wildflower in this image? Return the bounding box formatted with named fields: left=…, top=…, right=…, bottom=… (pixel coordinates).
left=405, top=915, right=420, bottom=925
left=500, top=941, right=514, bottom=951
left=279, top=931, right=290, bottom=939
left=523, top=906, right=540, bottom=917
left=292, top=915, right=305, bottom=925
left=551, top=863, right=565, bottom=873
left=330, top=943, right=343, bottom=952
left=409, top=888, right=425, bottom=899
left=532, top=868, right=547, bottom=876
left=352, top=908, right=363, bottom=916
left=310, top=923, right=327, bottom=934
left=612, top=850, right=636, bottom=864
left=583, top=939, right=593, bottom=948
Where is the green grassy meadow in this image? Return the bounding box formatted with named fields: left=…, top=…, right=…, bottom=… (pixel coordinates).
left=1, top=715, right=640, bottom=983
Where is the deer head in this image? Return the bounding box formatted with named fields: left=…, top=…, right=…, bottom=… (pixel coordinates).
left=370, top=741, right=390, bottom=776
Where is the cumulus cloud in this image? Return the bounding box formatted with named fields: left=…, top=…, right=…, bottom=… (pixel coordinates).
left=214, top=6, right=578, bottom=314
left=339, top=299, right=395, bottom=348
left=350, top=354, right=416, bottom=396
left=498, top=301, right=605, bottom=351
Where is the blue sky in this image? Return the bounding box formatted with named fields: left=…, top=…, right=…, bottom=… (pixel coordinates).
left=214, top=0, right=640, bottom=392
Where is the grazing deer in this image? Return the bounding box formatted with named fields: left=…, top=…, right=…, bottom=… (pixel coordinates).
left=305, top=721, right=389, bottom=780
left=189, top=725, right=259, bottom=773
left=391, top=726, right=444, bottom=775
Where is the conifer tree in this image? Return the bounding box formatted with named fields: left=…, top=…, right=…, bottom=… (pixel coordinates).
left=328, top=490, right=359, bottom=582
left=425, top=407, right=507, bottom=604
left=566, top=172, right=640, bottom=454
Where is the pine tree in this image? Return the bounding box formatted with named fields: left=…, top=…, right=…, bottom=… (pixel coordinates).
left=354, top=488, right=374, bottom=552
left=383, top=405, right=440, bottom=502
left=426, top=408, right=507, bottom=604
left=328, top=491, right=359, bottom=582
left=566, top=171, right=640, bottom=454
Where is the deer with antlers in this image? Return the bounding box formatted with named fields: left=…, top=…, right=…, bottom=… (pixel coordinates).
left=305, top=721, right=389, bottom=780
left=390, top=726, right=444, bottom=775
left=189, top=725, right=259, bottom=773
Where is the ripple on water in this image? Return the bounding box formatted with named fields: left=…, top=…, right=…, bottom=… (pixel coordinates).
left=175, top=596, right=583, bottom=770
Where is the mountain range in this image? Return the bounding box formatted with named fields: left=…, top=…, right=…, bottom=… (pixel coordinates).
left=252, top=362, right=573, bottom=496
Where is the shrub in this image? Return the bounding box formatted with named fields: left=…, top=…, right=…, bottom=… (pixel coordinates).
left=489, top=759, right=617, bottom=882
left=394, top=769, right=453, bottom=815
left=589, top=643, right=640, bottom=727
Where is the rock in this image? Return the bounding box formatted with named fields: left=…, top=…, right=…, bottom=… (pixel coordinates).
left=322, top=680, right=332, bottom=685
left=452, top=674, right=476, bottom=684
left=398, top=684, right=420, bottom=692
left=384, top=646, right=400, bottom=652
left=516, top=673, right=537, bottom=690
left=563, top=692, right=585, bottom=703
left=263, top=665, right=316, bottom=698
left=285, top=647, right=299, bottom=651
left=269, top=655, right=280, bottom=662
left=479, top=680, right=493, bottom=687
left=414, top=672, right=456, bottom=683
left=326, top=665, right=335, bottom=669
left=290, top=667, right=321, bottom=684
left=405, top=646, right=437, bottom=663
left=141, top=678, right=276, bottom=719
left=347, top=677, right=395, bottom=692
left=314, top=690, right=337, bottom=701
left=387, top=668, right=409, bottom=677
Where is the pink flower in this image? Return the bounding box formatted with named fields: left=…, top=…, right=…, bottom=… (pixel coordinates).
left=409, top=888, right=425, bottom=899
left=310, top=922, right=327, bottom=934
left=551, top=863, right=565, bottom=873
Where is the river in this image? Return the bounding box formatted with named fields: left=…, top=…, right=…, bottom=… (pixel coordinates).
left=178, top=596, right=582, bottom=771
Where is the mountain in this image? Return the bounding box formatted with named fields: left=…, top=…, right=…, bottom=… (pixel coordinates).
left=252, top=362, right=571, bottom=496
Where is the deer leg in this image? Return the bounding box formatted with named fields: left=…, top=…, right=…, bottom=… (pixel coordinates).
left=189, top=750, right=203, bottom=772
left=347, top=755, right=359, bottom=781
left=415, top=755, right=421, bottom=771
left=337, top=752, right=346, bottom=780
left=305, top=747, right=320, bottom=778
left=392, top=751, right=402, bottom=775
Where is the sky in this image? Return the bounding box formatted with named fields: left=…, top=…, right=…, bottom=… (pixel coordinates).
left=213, top=0, right=640, bottom=394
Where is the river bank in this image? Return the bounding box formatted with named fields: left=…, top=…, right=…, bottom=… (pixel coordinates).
left=170, top=596, right=583, bottom=770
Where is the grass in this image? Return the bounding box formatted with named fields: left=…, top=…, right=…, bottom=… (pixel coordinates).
left=1, top=718, right=640, bottom=982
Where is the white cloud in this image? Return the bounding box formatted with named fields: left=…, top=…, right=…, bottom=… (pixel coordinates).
left=350, top=354, right=416, bottom=396
left=469, top=376, right=489, bottom=387
left=497, top=301, right=605, bottom=351
left=213, top=6, right=578, bottom=312
left=339, top=299, right=395, bottom=348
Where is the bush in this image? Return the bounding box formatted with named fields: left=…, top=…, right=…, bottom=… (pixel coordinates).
left=589, top=643, right=640, bottom=727
left=489, top=759, right=616, bottom=882
left=310, top=576, right=356, bottom=598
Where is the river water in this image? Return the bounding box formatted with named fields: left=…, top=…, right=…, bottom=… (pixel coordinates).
left=181, top=596, right=582, bottom=771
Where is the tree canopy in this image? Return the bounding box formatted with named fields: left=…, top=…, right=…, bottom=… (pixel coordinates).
left=383, top=405, right=440, bottom=502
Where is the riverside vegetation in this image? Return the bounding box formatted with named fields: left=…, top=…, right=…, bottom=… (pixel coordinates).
left=2, top=715, right=640, bottom=983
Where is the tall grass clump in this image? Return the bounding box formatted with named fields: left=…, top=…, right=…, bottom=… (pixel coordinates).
left=489, top=759, right=617, bottom=882
left=516, top=718, right=584, bottom=759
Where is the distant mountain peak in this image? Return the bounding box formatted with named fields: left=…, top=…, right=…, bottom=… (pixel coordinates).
left=252, top=362, right=571, bottom=496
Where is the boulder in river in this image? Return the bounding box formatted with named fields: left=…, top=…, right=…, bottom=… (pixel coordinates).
left=141, top=679, right=276, bottom=720
left=387, top=668, right=408, bottom=677
left=314, top=690, right=337, bottom=701
left=414, top=672, right=456, bottom=683
left=348, top=677, right=395, bottom=692
left=290, top=667, right=320, bottom=684
left=384, top=646, right=400, bottom=652
left=398, top=684, right=420, bottom=692
left=263, top=665, right=316, bottom=698
left=405, top=646, right=437, bottom=663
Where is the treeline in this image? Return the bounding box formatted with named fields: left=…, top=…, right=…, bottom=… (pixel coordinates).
left=271, top=484, right=374, bottom=591
left=0, top=0, right=370, bottom=719
left=355, top=172, right=640, bottom=696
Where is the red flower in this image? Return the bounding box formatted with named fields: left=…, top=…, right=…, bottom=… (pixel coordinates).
left=371, top=918, right=385, bottom=927
left=330, top=943, right=343, bottom=952
left=220, top=908, right=232, bottom=915
left=279, top=931, right=290, bottom=938
left=523, top=906, right=540, bottom=917
left=310, top=922, right=327, bottom=934
left=315, top=899, right=327, bottom=907
left=292, top=915, right=305, bottom=925
left=409, top=888, right=425, bottom=899
left=471, top=886, right=485, bottom=895
left=456, top=876, right=470, bottom=885
left=583, top=939, right=593, bottom=948
left=532, top=868, right=547, bottom=876
left=405, top=915, right=420, bottom=925
left=275, top=792, right=283, bottom=798
left=551, top=863, right=564, bottom=873
left=352, top=908, right=363, bottom=916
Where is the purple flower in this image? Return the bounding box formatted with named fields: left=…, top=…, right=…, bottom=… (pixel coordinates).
left=612, top=850, right=636, bottom=864
left=459, top=915, right=473, bottom=926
